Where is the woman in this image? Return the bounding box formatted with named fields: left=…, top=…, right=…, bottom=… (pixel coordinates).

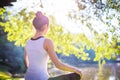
left=24, top=11, right=82, bottom=80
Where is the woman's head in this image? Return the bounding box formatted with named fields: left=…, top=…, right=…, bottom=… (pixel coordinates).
left=33, top=11, right=49, bottom=34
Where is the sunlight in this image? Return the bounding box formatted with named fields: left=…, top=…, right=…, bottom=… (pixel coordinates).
left=5, top=0, right=120, bottom=40
left=109, top=76, right=116, bottom=80
left=6, top=0, right=98, bottom=39
left=7, top=0, right=80, bottom=34
left=42, top=0, right=77, bottom=13
left=41, top=0, right=82, bottom=34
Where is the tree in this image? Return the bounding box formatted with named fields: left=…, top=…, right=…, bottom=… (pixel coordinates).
left=0, top=0, right=120, bottom=63
left=0, top=1, right=120, bottom=79
left=0, top=8, right=25, bottom=74
left=68, top=0, right=120, bottom=62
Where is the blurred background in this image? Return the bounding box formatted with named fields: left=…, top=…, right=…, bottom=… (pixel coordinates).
left=0, top=0, right=120, bottom=80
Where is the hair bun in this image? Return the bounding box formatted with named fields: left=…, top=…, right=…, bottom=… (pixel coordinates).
left=36, top=11, right=43, bottom=18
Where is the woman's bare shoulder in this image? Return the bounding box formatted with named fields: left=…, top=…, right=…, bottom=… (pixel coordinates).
left=44, top=38, right=54, bottom=53
left=44, top=38, right=54, bottom=50
left=44, top=38, right=53, bottom=44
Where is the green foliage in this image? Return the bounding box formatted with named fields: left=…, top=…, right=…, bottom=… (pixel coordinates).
left=47, top=18, right=78, bottom=56
left=0, top=9, right=34, bottom=46
left=0, top=8, right=5, bottom=15
left=93, top=34, right=119, bottom=61
left=0, top=0, right=120, bottom=62
left=0, top=9, right=90, bottom=60
left=67, top=0, right=120, bottom=62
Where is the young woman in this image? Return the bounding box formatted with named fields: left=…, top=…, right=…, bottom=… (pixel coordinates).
left=24, top=11, right=82, bottom=80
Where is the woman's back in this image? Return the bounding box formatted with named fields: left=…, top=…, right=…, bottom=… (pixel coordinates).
left=24, top=11, right=82, bottom=80
left=25, top=37, right=49, bottom=80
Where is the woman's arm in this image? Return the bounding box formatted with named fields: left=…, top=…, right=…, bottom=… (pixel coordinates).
left=44, top=38, right=82, bottom=77
left=24, top=48, right=29, bottom=68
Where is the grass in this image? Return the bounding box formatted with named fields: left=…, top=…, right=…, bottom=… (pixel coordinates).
left=0, top=71, right=11, bottom=80
left=0, top=71, right=23, bottom=80
left=0, top=65, right=11, bottom=80
left=0, top=65, right=24, bottom=80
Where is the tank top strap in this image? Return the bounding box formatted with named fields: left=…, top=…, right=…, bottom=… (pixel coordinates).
left=39, top=38, right=45, bottom=48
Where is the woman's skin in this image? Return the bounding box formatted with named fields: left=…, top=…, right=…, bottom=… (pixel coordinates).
left=24, top=23, right=82, bottom=78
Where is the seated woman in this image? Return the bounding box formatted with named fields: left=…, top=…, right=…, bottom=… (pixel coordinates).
left=24, top=11, right=82, bottom=80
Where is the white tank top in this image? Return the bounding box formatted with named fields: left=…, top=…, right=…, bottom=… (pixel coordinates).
left=25, top=37, right=49, bottom=80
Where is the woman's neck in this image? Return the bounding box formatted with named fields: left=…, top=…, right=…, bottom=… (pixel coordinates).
left=33, top=32, right=44, bottom=38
